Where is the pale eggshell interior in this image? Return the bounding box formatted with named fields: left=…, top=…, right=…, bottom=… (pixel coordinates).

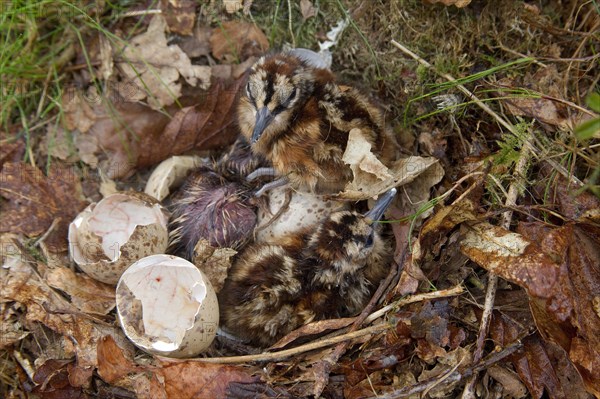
left=116, top=254, right=219, bottom=358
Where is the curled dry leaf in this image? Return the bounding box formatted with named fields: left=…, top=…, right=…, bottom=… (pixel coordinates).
left=0, top=242, right=134, bottom=382
left=46, top=267, right=116, bottom=315
left=118, top=15, right=211, bottom=109
left=144, top=155, right=206, bottom=201
left=337, top=128, right=444, bottom=201
left=0, top=162, right=86, bottom=253
left=210, top=21, right=269, bottom=62
left=192, top=239, right=237, bottom=293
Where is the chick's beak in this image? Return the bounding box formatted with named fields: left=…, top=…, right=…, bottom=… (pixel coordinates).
left=251, top=107, right=274, bottom=144
left=365, top=188, right=397, bottom=223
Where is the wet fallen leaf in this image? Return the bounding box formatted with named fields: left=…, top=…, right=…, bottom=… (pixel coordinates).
left=158, top=360, right=257, bottom=399
left=0, top=162, right=87, bottom=252
left=46, top=268, right=116, bottom=315
left=518, top=222, right=600, bottom=397
left=160, top=0, right=196, bottom=36
left=210, top=21, right=269, bottom=62
left=460, top=221, right=559, bottom=298
left=118, top=15, right=211, bottom=109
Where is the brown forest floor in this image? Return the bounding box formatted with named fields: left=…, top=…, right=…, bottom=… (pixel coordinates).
left=0, top=0, right=599, bottom=398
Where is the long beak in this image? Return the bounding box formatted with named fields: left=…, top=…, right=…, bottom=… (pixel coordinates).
left=251, top=107, right=273, bottom=144
left=365, top=188, right=397, bottom=222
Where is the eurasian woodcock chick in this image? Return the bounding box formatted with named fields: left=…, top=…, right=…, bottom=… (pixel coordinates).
left=219, top=188, right=397, bottom=347
left=167, top=137, right=270, bottom=257
left=238, top=52, right=399, bottom=194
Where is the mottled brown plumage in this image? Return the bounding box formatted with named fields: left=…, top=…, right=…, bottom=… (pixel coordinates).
left=219, top=189, right=396, bottom=347
left=238, top=52, right=399, bottom=194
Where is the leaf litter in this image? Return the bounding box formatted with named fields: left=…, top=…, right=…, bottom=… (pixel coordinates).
left=2, top=1, right=599, bottom=398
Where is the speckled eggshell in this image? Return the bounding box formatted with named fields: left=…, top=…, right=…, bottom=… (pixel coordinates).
left=116, top=254, right=219, bottom=358
left=68, top=193, right=169, bottom=285
left=255, top=186, right=350, bottom=243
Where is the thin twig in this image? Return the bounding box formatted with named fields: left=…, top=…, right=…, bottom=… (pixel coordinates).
left=312, top=255, right=402, bottom=397
left=461, top=132, right=534, bottom=398
left=373, top=339, right=524, bottom=399
left=185, top=323, right=390, bottom=364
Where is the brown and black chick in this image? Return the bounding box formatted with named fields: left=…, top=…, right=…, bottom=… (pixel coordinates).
left=219, top=188, right=396, bottom=347
left=238, top=52, right=399, bottom=194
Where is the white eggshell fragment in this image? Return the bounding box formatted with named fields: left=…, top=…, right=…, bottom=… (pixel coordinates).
left=68, top=192, right=169, bottom=285
left=116, top=254, right=219, bottom=358
left=255, top=186, right=350, bottom=243
left=144, top=155, right=207, bottom=201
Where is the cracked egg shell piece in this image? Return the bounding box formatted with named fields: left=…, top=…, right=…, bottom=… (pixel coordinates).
left=116, top=254, right=218, bottom=358
left=255, top=186, right=350, bottom=243
left=68, top=192, right=169, bottom=285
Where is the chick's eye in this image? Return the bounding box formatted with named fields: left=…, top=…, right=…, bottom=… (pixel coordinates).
left=365, top=233, right=374, bottom=248
left=246, top=83, right=255, bottom=104
left=288, top=88, right=298, bottom=102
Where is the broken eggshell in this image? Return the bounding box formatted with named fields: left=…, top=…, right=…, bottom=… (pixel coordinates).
left=68, top=192, right=169, bottom=285
left=116, top=254, right=219, bottom=358
left=255, top=186, right=350, bottom=243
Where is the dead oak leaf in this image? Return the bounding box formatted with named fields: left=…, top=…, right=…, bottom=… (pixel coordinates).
left=46, top=268, right=116, bottom=315
left=160, top=0, right=196, bottom=36
left=0, top=162, right=87, bottom=252
left=210, top=21, right=269, bottom=62
left=460, top=221, right=559, bottom=298
left=118, top=15, right=211, bottom=109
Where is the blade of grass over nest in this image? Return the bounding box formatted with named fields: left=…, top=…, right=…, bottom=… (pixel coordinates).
left=403, top=57, right=535, bottom=126
left=333, top=0, right=381, bottom=79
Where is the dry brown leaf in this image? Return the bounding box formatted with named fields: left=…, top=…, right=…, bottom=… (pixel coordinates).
left=46, top=268, right=116, bottom=315
left=31, top=359, right=88, bottom=398
left=0, top=162, right=87, bottom=252
left=156, top=75, right=247, bottom=159
left=423, top=0, right=472, bottom=7
left=193, top=239, right=238, bottom=293
left=337, top=129, right=443, bottom=201
left=210, top=21, right=269, bottom=62
left=118, top=15, right=211, bottom=109
left=0, top=140, right=25, bottom=169
left=271, top=317, right=356, bottom=349
left=517, top=222, right=600, bottom=397
left=62, top=89, right=171, bottom=178
left=497, top=67, right=587, bottom=130
left=158, top=360, right=257, bottom=399
left=300, top=0, right=317, bottom=21
left=1, top=244, right=134, bottom=384
left=160, top=0, right=196, bottom=36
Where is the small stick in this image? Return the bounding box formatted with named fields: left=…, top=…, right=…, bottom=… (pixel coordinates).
left=373, top=339, right=524, bottom=399
left=461, top=132, right=534, bottom=398
left=184, top=323, right=390, bottom=364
